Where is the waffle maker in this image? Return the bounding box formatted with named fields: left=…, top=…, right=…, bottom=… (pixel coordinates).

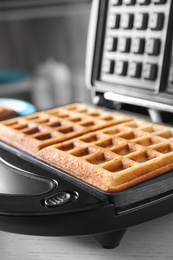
left=0, top=0, right=173, bottom=249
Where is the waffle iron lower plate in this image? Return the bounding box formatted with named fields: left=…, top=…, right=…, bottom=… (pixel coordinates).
left=0, top=141, right=173, bottom=248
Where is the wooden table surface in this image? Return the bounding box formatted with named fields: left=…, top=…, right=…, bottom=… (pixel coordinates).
left=0, top=212, right=173, bottom=260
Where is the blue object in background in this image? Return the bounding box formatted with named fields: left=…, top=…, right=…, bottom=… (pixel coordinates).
left=0, top=70, right=28, bottom=84
left=0, top=99, right=36, bottom=116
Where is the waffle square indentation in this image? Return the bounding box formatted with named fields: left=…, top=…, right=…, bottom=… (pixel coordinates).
left=135, top=137, right=163, bottom=147
left=103, top=159, right=133, bottom=173
left=96, top=138, right=122, bottom=148
left=118, top=131, right=145, bottom=140
left=25, top=115, right=40, bottom=121
left=56, top=114, right=69, bottom=118
left=153, top=143, right=173, bottom=154
left=140, top=125, right=165, bottom=133
left=88, top=112, right=100, bottom=117
left=81, top=134, right=104, bottom=143
left=156, top=130, right=173, bottom=139
left=123, top=121, right=145, bottom=129
left=57, top=142, right=80, bottom=151
left=111, top=143, right=139, bottom=156
left=12, top=123, right=28, bottom=130
left=70, top=147, right=97, bottom=157
left=86, top=152, right=114, bottom=165
left=58, top=126, right=78, bottom=134
left=80, top=121, right=95, bottom=127
left=46, top=121, right=64, bottom=127
left=3, top=120, right=18, bottom=126
left=23, top=127, right=40, bottom=135
left=34, top=132, right=56, bottom=141
left=129, top=151, right=158, bottom=163
left=69, top=117, right=82, bottom=122
left=103, top=127, right=125, bottom=135
left=101, top=116, right=114, bottom=121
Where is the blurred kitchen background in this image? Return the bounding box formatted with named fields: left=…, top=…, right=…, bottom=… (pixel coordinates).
left=0, top=0, right=92, bottom=110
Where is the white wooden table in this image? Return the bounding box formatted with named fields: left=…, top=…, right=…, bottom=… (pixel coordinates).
left=0, top=212, right=173, bottom=260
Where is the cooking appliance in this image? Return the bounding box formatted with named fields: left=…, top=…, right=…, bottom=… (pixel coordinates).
left=0, top=0, right=173, bottom=248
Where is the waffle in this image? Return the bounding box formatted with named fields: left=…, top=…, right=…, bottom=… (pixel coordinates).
left=0, top=105, right=18, bottom=121
left=0, top=103, right=131, bottom=155
left=1, top=103, right=173, bottom=193
left=38, top=118, right=173, bottom=192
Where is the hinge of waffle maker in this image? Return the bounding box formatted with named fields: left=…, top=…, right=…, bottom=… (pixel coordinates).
left=104, top=91, right=165, bottom=123
left=92, top=90, right=163, bottom=123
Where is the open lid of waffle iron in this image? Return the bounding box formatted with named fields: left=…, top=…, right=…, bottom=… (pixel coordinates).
left=86, top=0, right=173, bottom=116
left=1, top=0, right=173, bottom=248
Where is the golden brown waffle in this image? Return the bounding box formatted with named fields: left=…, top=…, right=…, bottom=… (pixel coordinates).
left=0, top=103, right=131, bottom=155
left=38, top=119, right=173, bottom=192
left=1, top=103, right=173, bottom=193
left=0, top=105, right=18, bottom=121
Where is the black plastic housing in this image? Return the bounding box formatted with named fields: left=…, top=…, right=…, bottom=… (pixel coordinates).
left=1, top=141, right=173, bottom=244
